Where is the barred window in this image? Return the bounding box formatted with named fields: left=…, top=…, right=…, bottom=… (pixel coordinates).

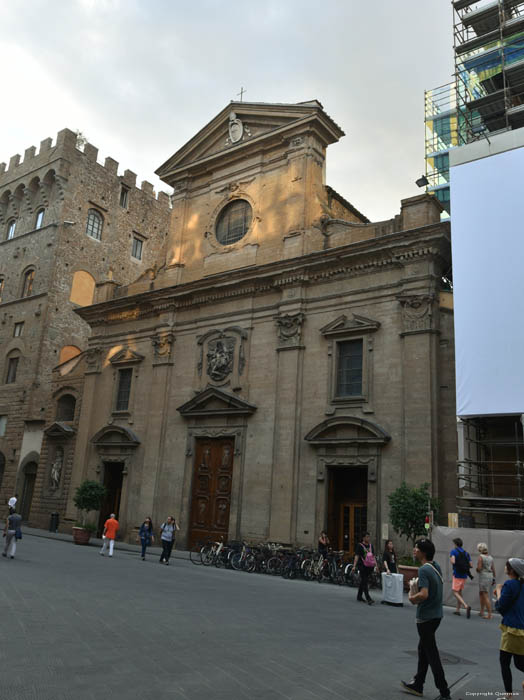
left=131, top=236, right=143, bottom=260
left=6, top=219, right=16, bottom=240
left=21, top=269, right=35, bottom=298
left=6, top=356, right=19, bottom=384
left=336, top=339, right=363, bottom=397
left=35, top=208, right=45, bottom=229
left=86, top=209, right=103, bottom=240
left=116, top=368, right=132, bottom=411
left=216, top=199, right=252, bottom=246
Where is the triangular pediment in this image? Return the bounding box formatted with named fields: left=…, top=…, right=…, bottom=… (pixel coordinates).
left=44, top=421, right=76, bottom=438
left=156, top=100, right=344, bottom=184
left=109, top=348, right=145, bottom=365
left=177, top=386, right=257, bottom=417
left=320, top=314, right=380, bottom=337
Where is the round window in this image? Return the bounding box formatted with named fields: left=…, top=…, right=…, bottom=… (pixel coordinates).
left=215, top=199, right=252, bottom=246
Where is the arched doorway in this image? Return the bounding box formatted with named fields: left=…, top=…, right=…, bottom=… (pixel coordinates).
left=20, top=462, right=38, bottom=520
left=305, top=416, right=390, bottom=553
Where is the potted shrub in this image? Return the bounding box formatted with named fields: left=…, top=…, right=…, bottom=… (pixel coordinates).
left=72, top=480, right=107, bottom=545
left=388, top=482, right=439, bottom=590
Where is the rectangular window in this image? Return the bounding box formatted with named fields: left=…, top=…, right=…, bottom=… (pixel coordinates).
left=115, top=368, right=132, bottom=411
left=131, top=236, right=143, bottom=260
left=13, top=322, right=24, bottom=337
left=336, top=339, right=363, bottom=397
left=0, top=415, right=6, bottom=437
left=120, top=186, right=129, bottom=208
left=6, top=357, right=19, bottom=384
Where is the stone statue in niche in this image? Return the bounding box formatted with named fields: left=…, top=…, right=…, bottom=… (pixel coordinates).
left=206, top=338, right=235, bottom=382
left=50, top=447, right=64, bottom=490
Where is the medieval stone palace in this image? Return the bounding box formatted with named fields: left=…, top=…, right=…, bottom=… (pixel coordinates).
left=1, top=101, right=457, bottom=550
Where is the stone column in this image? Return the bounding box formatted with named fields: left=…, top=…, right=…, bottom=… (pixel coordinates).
left=269, top=310, right=305, bottom=543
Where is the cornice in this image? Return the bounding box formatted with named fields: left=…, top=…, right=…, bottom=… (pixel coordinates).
left=77, top=222, right=450, bottom=327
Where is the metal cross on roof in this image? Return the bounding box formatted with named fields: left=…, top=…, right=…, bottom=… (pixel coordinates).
left=237, top=87, right=247, bottom=102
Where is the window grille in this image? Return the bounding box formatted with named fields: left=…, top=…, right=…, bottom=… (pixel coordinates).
left=216, top=199, right=252, bottom=245
left=86, top=209, right=103, bottom=240
left=116, top=368, right=132, bottom=411
left=336, top=340, right=363, bottom=396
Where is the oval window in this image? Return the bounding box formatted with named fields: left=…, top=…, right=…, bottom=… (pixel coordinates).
left=215, top=199, right=252, bottom=246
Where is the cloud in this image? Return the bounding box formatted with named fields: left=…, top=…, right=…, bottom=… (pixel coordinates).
left=0, top=0, right=453, bottom=220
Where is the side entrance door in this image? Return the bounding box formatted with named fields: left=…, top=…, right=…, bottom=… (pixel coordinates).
left=98, top=462, right=124, bottom=535
left=339, top=502, right=367, bottom=554
left=188, top=438, right=234, bottom=549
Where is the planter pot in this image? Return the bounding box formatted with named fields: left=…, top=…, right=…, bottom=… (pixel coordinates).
left=72, top=526, right=92, bottom=545
left=398, top=564, right=420, bottom=591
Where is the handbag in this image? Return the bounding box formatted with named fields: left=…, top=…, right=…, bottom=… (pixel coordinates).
left=15, top=527, right=22, bottom=540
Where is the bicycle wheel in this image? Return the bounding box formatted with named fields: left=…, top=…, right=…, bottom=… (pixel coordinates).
left=266, top=556, right=282, bottom=575
left=230, top=552, right=243, bottom=571
left=201, top=546, right=216, bottom=566
left=244, top=553, right=256, bottom=572
left=302, top=559, right=313, bottom=581
left=189, top=544, right=204, bottom=565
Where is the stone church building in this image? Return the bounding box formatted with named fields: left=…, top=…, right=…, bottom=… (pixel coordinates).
left=32, top=100, right=456, bottom=551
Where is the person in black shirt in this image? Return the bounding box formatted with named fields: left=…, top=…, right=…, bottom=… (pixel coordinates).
left=318, top=531, right=330, bottom=555
left=383, top=539, right=398, bottom=574
left=353, top=532, right=377, bottom=605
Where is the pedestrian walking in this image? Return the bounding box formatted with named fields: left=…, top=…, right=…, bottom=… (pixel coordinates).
left=318, top=530, right=330, bottom=555
left=99, top=513, right=119, bottom=557
left=450, top=537, right=472, bottom=618
left=8, top=493, right=18, bottom=512
left=401, top=537, right=451, bottom=699
left=138, top=517, right=154, bottom=560
left=159, top=515, right=178, bottom=565
left=494, top=558, right=524, bottom=700
left=2, top=508, right=22, bottom=560
left=383, top=539, right=398, bottom=574
left=353, top=532, right=377, bottom=605
left=476, top=542, right=496, bottom=619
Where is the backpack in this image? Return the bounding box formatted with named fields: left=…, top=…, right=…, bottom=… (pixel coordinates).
left=362, top=544, right=376, bottom=568
left=454, top=549, right=470, bottom=576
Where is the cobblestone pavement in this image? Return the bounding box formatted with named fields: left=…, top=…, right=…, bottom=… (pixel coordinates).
left=0, top=533, right=508, bottom=700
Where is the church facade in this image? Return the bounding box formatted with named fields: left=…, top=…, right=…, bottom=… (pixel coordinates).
left=33, top=101, right=456, bottom=551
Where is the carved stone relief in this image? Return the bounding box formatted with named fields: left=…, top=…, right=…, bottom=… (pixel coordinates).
left=85, top=346, right=103, bottom=374
left=197, top=327, right=248, bottom=389
left=151, top=330, right=175, bottom=365
left=274, top=312, right=305, bottom=350
left=397, top=294, right=436, bottom=334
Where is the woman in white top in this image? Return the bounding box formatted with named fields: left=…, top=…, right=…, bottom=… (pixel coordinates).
left=476, top=542, right=496, bottom=619
left=159, top=516, right=178, bottom=566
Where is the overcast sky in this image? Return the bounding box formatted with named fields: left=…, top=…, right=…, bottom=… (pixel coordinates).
left=0, top=1, right=453, bottom=222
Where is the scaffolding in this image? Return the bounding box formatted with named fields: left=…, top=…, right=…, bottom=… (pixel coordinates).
left=457, top=416, right=524, bottom=529
left=424, top=83, right=459, bottom=213
left=454, top=0, right=524, bottom=144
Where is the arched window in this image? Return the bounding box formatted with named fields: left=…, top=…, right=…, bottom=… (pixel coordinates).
left=35, top=208, right=45, bottom=229
left=56, top=394, right=76, bottom=421
left=6, top=218, right=16, bottom=241
left=0, top=277, right=4, bottom=304
left=216, top=199, right=252, bottom=245
left=59, top=345, right=82, bottom=364
left=5, top=352, right=20, bottom=384
left=21, top=269, right=35, bottom=298
left=85, top=209, right=103, bottom=240
left=69, top=270, right=95, bottom=306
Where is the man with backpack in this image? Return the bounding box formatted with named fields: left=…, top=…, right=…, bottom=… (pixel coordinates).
left=353, top=532, right=378, bottom=605
left=450, top=537, right=472, bottom=618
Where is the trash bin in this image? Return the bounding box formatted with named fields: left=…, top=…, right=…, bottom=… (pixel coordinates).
left=49, top=512, right=59, bottom=533
left=381, top=572, right=404, bottom=606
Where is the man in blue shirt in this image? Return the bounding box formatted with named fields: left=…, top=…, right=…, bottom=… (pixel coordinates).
left=401, top=538, right=451, bottom=699
left=450, top=537, right=472, bottom=618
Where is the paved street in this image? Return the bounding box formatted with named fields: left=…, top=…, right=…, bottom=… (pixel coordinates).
left=0, top=533, right=509, bottom=700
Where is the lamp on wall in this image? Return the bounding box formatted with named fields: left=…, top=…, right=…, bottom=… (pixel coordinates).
left=415, top=175, right=429, bottom=188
